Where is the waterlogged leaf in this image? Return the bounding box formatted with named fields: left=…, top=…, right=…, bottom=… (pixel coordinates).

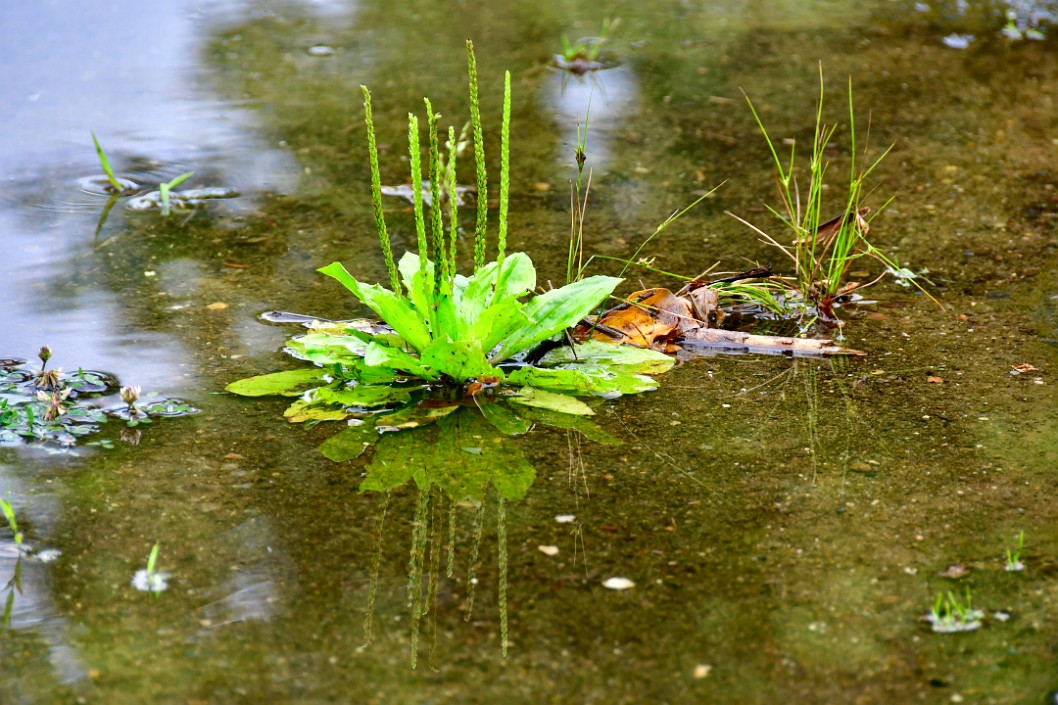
left=513, top=405, right=623, bottom=445
left=539, top=340, right=675, bottom=375
left=312, top=384, right=414, bottom=409
left=507, top=387, right=595, bottom=416
left=478, top=401, right=533, bottom=436
left=283, top=398, right=350, bottom=423
left=318, top=262, right=432, bottom=351
left=286, top=333, right=370, bottom=365
left=225, top=369, right=331, bottom=397
left=493, top=275, right=621, bottom=361
left=319, top=422, right=382, bottom=461
left=364, top=341, right=435, bottom=380
left=375, top=403, right=458, bottom=432
left=508, top=366, right=659, bottom=397
left=420, top=339, right=500, bottom=381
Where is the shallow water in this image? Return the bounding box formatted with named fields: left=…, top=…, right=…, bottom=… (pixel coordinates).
left=2, top=1, right=1058, bottom=703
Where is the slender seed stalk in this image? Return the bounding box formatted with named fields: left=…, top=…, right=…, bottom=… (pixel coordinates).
left=445, top=125, right=460, bottom=279
left=361, top=86, right=401, bottom=294
left=467, top=40, right=489, bottom=271
left=363, top=491, right=390, bottom=646
left=408, top=114, right=430, bottom=290
left=425, top=99, right=447, bottom=298
left=496, top=71, right=512, bottom=266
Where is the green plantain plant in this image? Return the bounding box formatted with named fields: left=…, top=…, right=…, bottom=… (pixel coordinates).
left=227, top=42, right=673, bottom=459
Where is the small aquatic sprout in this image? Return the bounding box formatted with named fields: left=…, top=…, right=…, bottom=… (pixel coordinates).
left=89, top=132, right=138, bottom=195
left=0, top=495, right=23, bottom=548
left=132, top=542, right=168, bottom=595
left=158, top=171, right=195, bottom=217
left=926, top=588, right=984, bottom=633
left=1005, top=530, right=1026, bottom=572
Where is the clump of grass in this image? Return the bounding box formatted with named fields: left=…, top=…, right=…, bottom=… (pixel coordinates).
left=926, top=587, right=984, bottom=633
left=731, top=66, right=932, bottom=328
left=1005, top=530, right=1025, bottom=572
left=558, top=17, right=621, bottom=68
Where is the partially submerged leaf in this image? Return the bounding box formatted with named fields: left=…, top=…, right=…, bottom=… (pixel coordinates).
left=225, top=368, right=330, bottom=397
left=507, top=366, right=659, bottom=397
left=375, top=403, right=459, bottom=432
left=538, top=340, right=675, bottom=375
left=318, top=262, right=433, bottom=351
left=513, top=405, right=622, bottom=445
left=507, top=387, right=595, bottom=416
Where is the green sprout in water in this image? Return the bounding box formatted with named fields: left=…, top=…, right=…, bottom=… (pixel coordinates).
left=158, top=171, right=195, bottom=217
left=132, top=542, right=168, bottom=595
left=0, top=495, right=22, bottom=548
left=1005, top=530, right=1025, bottom=572
left=926, top=587, right=984, bottom=633
left=90, top=131, right=138, bottom=195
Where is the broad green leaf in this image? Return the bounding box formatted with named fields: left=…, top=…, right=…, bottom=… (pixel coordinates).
left=318, top=262, right=432, bottom=352
left=320, top=422, right=382, bottom=461
left=470, top=297, right=528, bottom=353
left=508, top=366, right=659, bottom=397
left=284, top=398, right=350, bottom=423
left=458, top=253, right=535, bottom=333
left=286, top=333, right=370, bottom=365
left=539, top=339, right=675, bottom=375
left=398, top=252, right=436, bottom=325
left=225, top=368, right=330, bottom=397
left=312, top=384, right=414, bottom=409
left=478, top=401, right=532, bottom=436
left=420, top=338, right=500, bottom=381
left=491, top=275, right=621, bottom=361
left=363, top=341, right=436, bottom=380
left=375, top=403, right=459, bottom=432
left=507, top=387, right=595, bottom=416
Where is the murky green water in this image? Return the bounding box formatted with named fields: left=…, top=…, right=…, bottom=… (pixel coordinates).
left=3, top=1, right=1058, bottom=703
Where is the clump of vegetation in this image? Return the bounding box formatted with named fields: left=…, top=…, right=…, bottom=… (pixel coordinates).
left=228, top=41, right=673, bottom=460
left=1005, top=530, right=1025, bottom=572
left=925, top=588, right=985, bottom=633
left=554, top=18, right=621, bottom=74
left=0, top=348, right=197, bottom=449
left=729, top=67, right=933, bottom=329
